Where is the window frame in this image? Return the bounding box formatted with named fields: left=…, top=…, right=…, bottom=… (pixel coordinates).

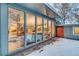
left=25, top=12, right=36, bottom=45
left=73, top=27, right=79, bottom=35
left=7, top=4, right=53, bottom=55
left=8, top=7, right=25, bottom=53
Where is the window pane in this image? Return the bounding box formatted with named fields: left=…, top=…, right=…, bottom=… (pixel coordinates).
left=52, top=20, right=55, bottom=37
left=37, top=16, right=42, bottom=42
left=43, top=19, right=48, bottom=40
left=26, top=13, right=36, bottom=45
left=48, top=20, right=52, bottom=39
left=73, top=27, right=79, bottom=35
left=8, top=8, right=24, bottom=53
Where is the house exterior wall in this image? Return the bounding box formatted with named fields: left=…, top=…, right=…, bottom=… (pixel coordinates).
left=0, top=3, right=55, bottom=56
left=0, top=3, right=1, bottom=55
left=18, top=3, right=47, bottom=15
left=1, top=3, right=8, bottom=56
left=64, top=25, right=79, bottom=40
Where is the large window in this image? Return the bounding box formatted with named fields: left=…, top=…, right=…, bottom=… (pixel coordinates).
left=37, top=16, right=42, bottom=42
left=73, top=27, right=79, bottom=35
left=48, top=20, right=52, bottom=39
left=26, top=13, right=36, bottom=45
left=43, top=19, right=48, bottom=40
left=8, top=8, right=24, bottom=53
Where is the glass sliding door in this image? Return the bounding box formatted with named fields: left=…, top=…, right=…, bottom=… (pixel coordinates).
left=26, top=13, right=36, bottom=45
left=43, top=18, right=48, bottom=40
left=8, top=8, right=24, bottom=53
left=48, top=20, right=52, bottom=39
left=36, top=16, right=42, bottom=42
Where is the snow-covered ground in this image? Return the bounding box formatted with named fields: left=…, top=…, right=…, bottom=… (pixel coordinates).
left=27, top=38, right=79, bottom=56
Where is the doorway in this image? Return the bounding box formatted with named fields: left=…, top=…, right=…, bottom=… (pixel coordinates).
left=56, top=26, right=64, bottom=37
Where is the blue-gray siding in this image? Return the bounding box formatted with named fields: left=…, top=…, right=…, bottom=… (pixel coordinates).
left=64, top=26, right=79, bottom=40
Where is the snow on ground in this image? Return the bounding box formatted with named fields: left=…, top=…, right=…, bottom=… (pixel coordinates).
left=27, top=38, right=79, bottom=56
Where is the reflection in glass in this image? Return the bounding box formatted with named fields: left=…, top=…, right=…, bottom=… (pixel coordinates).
left=26, top=13, right=36, bottom=45
left=37, top=16, right=42, bottom=42
left=48, top=20, right=52, bottom=39
left=8, top=8, right=24, bottom=53
left=73, top=27, right=79, bottom=35
left=43, top=19, right=48, bottom=40
left=52, top=20, right=55, bottom=37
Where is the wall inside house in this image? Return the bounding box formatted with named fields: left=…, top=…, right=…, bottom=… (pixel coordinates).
left=64, top=25, right=79, bottom=40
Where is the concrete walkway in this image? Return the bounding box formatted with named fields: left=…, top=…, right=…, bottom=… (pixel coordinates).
left=27, top=38, right=79, bottom=56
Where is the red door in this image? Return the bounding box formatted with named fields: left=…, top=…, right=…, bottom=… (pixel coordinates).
left=56, top=26, right=64, bottom=37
